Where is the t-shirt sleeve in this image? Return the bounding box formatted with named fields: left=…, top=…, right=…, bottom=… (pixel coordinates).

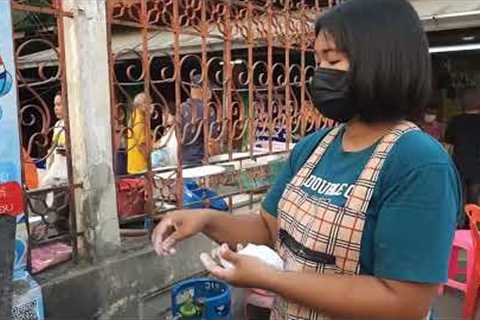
left=373, top=163, right=459, bottom=284
left=261, top=154, right=295, bottom=217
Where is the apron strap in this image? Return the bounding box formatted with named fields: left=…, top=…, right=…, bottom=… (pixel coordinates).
left=345, top=121, right=419, bottom=214
left=290, top=125, right=344, bottom=187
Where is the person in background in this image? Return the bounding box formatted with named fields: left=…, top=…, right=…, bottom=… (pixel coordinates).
left=445, top=88, right=480, bottom=208
left=41, top=92, right=67, bottom=187
left=46, top=93, right=66, bottom=170
left=152, top=103, right=177, bottom=168
left=41, top=93, right=70, bottom=233
left=180, top=75, right=216, bottom=166
left=127, top=92, right=151, bottom=174
left=420, top=108, right=444, bottom=141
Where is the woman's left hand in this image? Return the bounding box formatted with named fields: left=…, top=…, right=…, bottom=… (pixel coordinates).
left=200, top=243, right=275, bottom=288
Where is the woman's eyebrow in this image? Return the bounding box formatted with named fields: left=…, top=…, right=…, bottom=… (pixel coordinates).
left=323, top=48, right=339, bottom=55
left=314, top=47, right=338, bottom=62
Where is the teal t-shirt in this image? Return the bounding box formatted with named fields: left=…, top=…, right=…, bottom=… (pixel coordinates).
left=262, top=127, right=461, bottom=284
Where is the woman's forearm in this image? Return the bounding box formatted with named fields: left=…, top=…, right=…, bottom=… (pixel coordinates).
left=203, top=212, right=273, bottom=248
left=261, top=271, right=436, bottom=320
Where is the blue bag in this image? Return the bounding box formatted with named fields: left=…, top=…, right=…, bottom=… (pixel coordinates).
left=183, top=179, right=228, bottom=211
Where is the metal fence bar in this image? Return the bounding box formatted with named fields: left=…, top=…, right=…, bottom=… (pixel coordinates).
left=106, top=0, right=332, bottom=228
left=173, top=0, right=184, bottom=208
left=141, top=0, right=154, bottom=216
left=266, top=1, right=274, bottom=153
left=54, top=0, right=78, bottom=262
left=284, top=1, right=292, bottom=152
left=201, top=0, right=209, bottom=165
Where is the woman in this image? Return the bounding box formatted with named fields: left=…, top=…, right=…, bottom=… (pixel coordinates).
left=42, top=93, right=67, bottom=186
left=46, top=93, right=66, bottom=170
left=41, top=93, right=70, bottom=232
left=127, top=92, right=150, bottom=174
left=152, top=0, right=460, bottom=319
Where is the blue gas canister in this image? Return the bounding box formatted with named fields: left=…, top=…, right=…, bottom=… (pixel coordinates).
left=171, top=278, right=232, bottom=320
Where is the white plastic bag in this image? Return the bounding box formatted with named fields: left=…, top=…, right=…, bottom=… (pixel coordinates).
left=201, top=244, right=282, bottom=320
left=218, top=244, right=284, bottom=271
left=151, top=128, right=177, bottom=168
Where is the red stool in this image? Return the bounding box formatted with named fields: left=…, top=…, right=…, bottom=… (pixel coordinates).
left=445, top=230, right=474, bottom=293
left=443, top=205, right=480, bottom=319
left=464, top=205, right=480, bottom=319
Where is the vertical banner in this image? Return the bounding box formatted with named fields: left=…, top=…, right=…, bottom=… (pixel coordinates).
left=0, top=0, right=23, bottom=217
left=0, top=3, right=25, bottom=319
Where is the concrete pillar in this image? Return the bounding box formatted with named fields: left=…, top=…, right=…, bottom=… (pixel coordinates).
left=62, top=0, right=121, bottom=260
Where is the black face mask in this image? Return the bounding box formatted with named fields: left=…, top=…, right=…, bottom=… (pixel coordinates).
left=310, top=68, right=356, bottom=123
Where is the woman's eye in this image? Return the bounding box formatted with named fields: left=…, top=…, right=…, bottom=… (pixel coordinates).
left=329, top=60, right=341, bottom=65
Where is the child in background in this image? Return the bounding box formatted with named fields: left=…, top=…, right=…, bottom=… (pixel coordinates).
left=420, top=108, right=444, bottom=141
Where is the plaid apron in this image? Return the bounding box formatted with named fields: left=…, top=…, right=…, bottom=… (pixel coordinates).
left=271, top=121, right=419, bottom=320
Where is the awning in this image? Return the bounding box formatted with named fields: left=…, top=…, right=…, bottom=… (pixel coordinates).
left=17, top=1, right=480, bottom=69
left=16, top=30, right=233, bottom=69
left=413, top=0, right=480, bottom=31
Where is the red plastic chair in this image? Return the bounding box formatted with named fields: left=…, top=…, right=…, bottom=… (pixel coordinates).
left=464, top=204, right=480, bottom=319
left=442, top=205, right=480, bottom=319
left=445, top=229, right=474, bottom=293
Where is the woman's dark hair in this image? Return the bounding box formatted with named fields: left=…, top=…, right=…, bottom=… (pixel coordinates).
left=314, top=0, right=431, bottom=122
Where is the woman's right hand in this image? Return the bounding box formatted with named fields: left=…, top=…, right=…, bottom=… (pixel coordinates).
left=151, top=209, right=213, bottom=256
